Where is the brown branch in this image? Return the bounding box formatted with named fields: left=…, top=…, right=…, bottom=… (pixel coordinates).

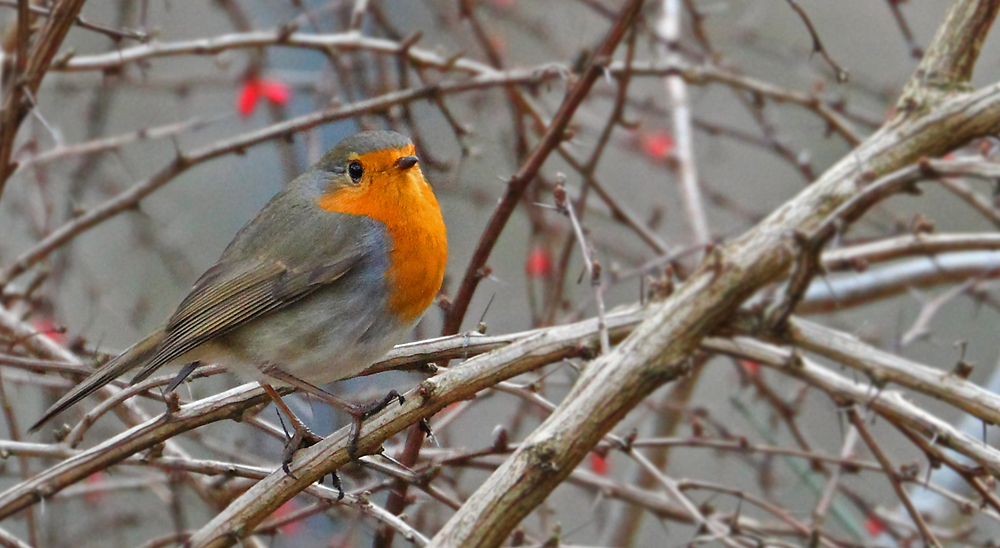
left=430, top=447, right=865, bottom=543
left=545, top=28, right=640, bottom=327
left=0, top=0, right=147, bottom=42
left=178, top=326, right=606, bottom=546
left=888, top=418, right=1000, bottom=518
left=0, top=0, right=88, bottom=200
left=442, top=0, right=645, bottom=334
left=13, top=0, right=28, bottom=76
left=0, top=373, right=37, bottom=546
left=373, top=3, right=530, bottom=542
left=884, top=0, right=923, bottom=58
left=938, top=176, right=1000, bottom=229
left=0, top=305, right=268, bottom=527
left=624, top=61, right=863, bottom=145
left=0, top=300, right=647, bottom=523
left=5, top=2, right=1000, bottom=543
left=14, top=116, right=218, bottom=172
left=0, top=384, right=274, bottom=520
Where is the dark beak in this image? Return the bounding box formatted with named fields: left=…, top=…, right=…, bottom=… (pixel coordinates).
left=395, top=155, right=419, bottom=169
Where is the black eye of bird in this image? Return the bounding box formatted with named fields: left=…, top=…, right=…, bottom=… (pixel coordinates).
left=348, top=161, right=363, bottom=183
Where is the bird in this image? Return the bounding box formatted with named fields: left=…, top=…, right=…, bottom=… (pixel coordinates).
left=29, top=130, right=448, bottom=460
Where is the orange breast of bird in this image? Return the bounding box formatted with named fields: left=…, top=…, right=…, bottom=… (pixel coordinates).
left=317, top=144, right=447, bottom=324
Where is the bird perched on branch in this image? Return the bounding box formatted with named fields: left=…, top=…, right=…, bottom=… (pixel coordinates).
left=30, top=130, right=448, bottom=461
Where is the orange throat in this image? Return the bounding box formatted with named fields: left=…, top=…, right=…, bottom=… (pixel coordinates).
left=317, top=145, right=447, bottom=324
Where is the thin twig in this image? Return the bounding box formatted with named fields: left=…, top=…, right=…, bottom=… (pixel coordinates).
left=938, top=176, right=1000, bottom=229
left=657, top=0, right=710, bottom=244
left=555, top=184, right=611, bottom=354
left=626, top=448, right=750, bottom=548
left=899, top=280, right=976, bottom=345
left=782, top=0, right=848, bottom=82
left=810, top=425, right=858, bottom=532
left=883, top=0, right=923, bottom=58
left=847, top=406, right=942, bottom=548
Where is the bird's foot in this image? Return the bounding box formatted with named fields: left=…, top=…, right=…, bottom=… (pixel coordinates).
left=346, top=390, right=405, bottom=461
left=281, top=424, right=323, bottom=476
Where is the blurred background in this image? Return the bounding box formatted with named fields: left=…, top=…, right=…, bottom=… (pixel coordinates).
left=2, top=1, right=1000, bottom=547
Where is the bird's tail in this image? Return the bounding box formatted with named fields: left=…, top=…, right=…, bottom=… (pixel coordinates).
left=29, top=329, right=165, bottom=433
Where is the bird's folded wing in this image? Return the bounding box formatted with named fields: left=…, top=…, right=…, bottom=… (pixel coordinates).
left=129, top=248, right=363, bottom=384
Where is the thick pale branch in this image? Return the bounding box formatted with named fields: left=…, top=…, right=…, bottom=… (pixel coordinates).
left=787, top=317, right=1000, bottom=426
left=6, top=5, right=1000, bottom=539
left=899, top=0, right=1000, bottom=103
left=822, top=233, right=1000, bottom=270
left=708, top=336, right=1000, bottom=475
left=802, top=250, right=1000, bottom=314
left=426, top=14, right=1000, bottom=548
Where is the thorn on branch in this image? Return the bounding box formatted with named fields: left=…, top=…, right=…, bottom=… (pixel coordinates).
left=399, top=31, right=422, bottom=53
left=474, top=265, right=492, bottom=281
left=908, top=213, right=934, bottom=234
left=621, top=429, right=637, bottom=452
left=164, top=391, right=182, bottom=415
left=952, top=340, right=974, bottom=379
left=416, top=380, right=436, bottom=402
left=783, top=0, right=849, bottom=82
left=899, top=460, right=920, bottom=480
left=276, top=22, right=297, bottom=42
left=645, top=265, right=674, bottom=302
left=51, top=49, right=75, bottom=70
left=443, top=52, right=464, bottom=70
left=552, top=181, right=567, bottom=212
left=491, top=425, right=508, bottom=452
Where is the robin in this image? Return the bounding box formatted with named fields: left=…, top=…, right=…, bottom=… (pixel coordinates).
left=29, top=130, right=448, bottom=460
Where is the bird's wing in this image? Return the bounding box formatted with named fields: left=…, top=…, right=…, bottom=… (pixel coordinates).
left=128, top=247, right=364, bottom=385
left=28, top=249, right=364, bottom=433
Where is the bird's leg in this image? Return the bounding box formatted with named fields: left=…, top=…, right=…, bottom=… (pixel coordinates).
left=263, top=384, right=345, bottom=499
left=261, top=367, right=404, bottom=461
left=260, top=384, right=322, bottom=473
